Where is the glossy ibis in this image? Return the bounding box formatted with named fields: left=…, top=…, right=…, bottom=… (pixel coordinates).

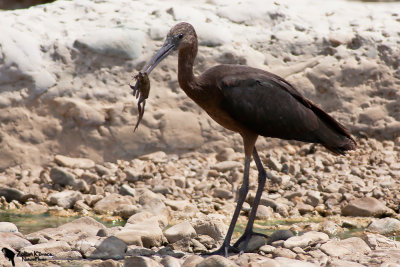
left=132, top=22, right=356, bottom=256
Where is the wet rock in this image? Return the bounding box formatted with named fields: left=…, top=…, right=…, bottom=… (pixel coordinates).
left=20, top=201, right=48, bottom=214
left=88, top=236, right=127, bottom=260
left=125, top=256, right=162, bottom=267
left=197, top=255, right=239, bottom=267
left=0, top=222, right=18, bottom=233
left=47, top=190, right=83, bottom=209
left=50, top=167, right=76, bottom=186
left=163, top=221, right=196, bottom=243
left=93, top=193, right=133, bottom=214
left=238, top=235, right=267, bottom=252
left=0, top=187, right=25, bottom=203
left=113, top=204, right=139, bottom=219
left=211, top=161, right=242, bottom=172
left=54, top=155, right=95, bottom=169
left=341, top=197, right=390, bottom=217
left=284, top=231, right=329, bottom=249
left=366, top=218, right=400, bottom=235
left=320, top=237, right=371, bottom=258
left=267, top=230, right=295, bottom=245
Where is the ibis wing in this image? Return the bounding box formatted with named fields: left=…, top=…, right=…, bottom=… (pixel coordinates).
left=219, top=73, right=321, bottom=142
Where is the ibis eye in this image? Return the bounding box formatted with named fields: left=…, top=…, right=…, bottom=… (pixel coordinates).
left=178, top=33, right=184, bottom=39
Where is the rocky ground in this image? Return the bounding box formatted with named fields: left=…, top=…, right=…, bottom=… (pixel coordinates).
left=1, top=0, right=400, bottom=266
left=0, top=137, right=399, bottom=266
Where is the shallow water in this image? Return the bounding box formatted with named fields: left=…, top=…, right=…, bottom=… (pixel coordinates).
left=0, top=211, right=124, bottom=234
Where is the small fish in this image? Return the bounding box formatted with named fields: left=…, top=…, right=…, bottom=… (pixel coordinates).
left=130, top=71, right=150, bottom=131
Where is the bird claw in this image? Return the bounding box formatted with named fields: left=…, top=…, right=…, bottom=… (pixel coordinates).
left=203, top=244, right=240, bottom=257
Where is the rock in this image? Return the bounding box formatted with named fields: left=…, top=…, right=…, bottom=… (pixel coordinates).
left=0, top=232, right=31, bottom=250
left=305, top=190, right=322, bottom=207
left=74, top=28, right=145, bottom=60
left=0, top=222, right=18, bottom=233
left=54, top=155, right=95, bottom=169
left=113, top=204, right=139, bottom=219
left=341, top=197, right=390, bottom=217
left=139, top=151, right=167, bottom=163
left=255, top=205, right=275, bottom=220
left=273, top=248, right=297, bottom=259
left=267, top=230, right=295, bottom=245
left=127, top=211, right=168, bottom=229
left=47, top=190, right=83, bottom=209
left=327, top=259, right=366, bottom=267
left=50, top=167, right=76, bottom=186
left=125, top=256, right=162, bottom=267
left=274, top=257, right=318, bottom=267
left=0, top=187, right=25, bottom=203
left=367, top=218, right=400, bottom=235
left=284, top=231, right=329, bottom=249
left=160, top=256, right=182, bottom=267
left=20, top=201, right=48, bottom=214
left=266, top=157, right=282, bottom=172
left=116, top=219, right=167, bottom=248
left=216, top=148, right=236, bottom=162
left=120, top=184, right=136, bottom=197
left=21, top=240, right=71, bottom=255
left=93, top=193, right=133, bottom=214
left=88, top=236, right=127, bottom=260
left=163, top=221, right=196, bottom=243
left=160, top=110, right=204, bottom=149
left=320, top=237, right=371, bottom=258
left=364, top=233, right=400, bottom=250
left=211, top=161, right=242, bottom=172
left=181, top=255, right=204, bottom=267
left=196, top=255, right=239, bottom=267
left=74, top=199, right=91, bottom=212
left=191, top=217, right=228, bottom=242
left=259, top=244, right=276, bottom=254
left=237, top=235, right=267, bottom=252
left=296, top=202, right=314, bottom=215
left=213, top=188, right=233, bottom=199
left=53, top=250, right=82, bottom=260
left=139, top=190, right=169, bottom=220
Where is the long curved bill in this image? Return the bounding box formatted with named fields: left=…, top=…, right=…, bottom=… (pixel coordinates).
left=141, top=38, right=175, bottom=75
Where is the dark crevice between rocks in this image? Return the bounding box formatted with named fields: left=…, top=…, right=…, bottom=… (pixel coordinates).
left=0, top=0, right=55, bottom=10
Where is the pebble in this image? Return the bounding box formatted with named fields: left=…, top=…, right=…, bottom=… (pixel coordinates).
left=93, top=194, right=133, bottom=214
left=125, top=256, right=162, bottom=267
left=211, top=161, right=242, bottom=172
left=47, top=190, right=82, bottom=209
left=88, top=236, right=127, bottom=260
left=163, top=221, right=197, bottom=243
left=366, top=218, right=400, bottom=235
left=50, top=167, right=76, bottom=186
left=197, top=255, right=239, bottom=267
left=0, top=222, right=18, bottom=233
left=284, top=231, right=329, bottom=249
left=341, top=197, right=390, bottom=217
left=54, top=155, right=95, bottom=169
left=320, top=237, right=371, bottom=258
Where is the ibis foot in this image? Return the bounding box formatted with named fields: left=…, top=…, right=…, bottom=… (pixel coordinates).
left=203, top=244, right=240, bottom=257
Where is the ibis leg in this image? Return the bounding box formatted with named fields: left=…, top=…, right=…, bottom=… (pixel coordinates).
left=232, top=148, right=268, bottom=252
left=207, top=156, right=251, bottom=256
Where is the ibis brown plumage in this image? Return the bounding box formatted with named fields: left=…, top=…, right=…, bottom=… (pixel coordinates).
left=133, top=22, right=356, bottom=256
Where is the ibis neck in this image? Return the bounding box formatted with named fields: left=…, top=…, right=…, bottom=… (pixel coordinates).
left=178, top=45, right=197, bottom=92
